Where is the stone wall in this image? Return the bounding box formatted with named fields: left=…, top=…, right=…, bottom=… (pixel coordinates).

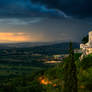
left=80, top=31, right=92, bottom=60
left=89, top=31, right=92, bottom=47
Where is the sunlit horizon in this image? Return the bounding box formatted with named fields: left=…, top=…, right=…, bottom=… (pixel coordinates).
left=0, top=32, right=31, bottom=43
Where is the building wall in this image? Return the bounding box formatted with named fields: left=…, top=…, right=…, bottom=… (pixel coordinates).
left=89, top=31, right=92, bottom=47
left=85, top=48, right=92, bottom=55
left=80, top=31, right=92, bottom=59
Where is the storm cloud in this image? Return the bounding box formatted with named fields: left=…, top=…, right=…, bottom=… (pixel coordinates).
left=31, top=0, right=92, bottom=18
left=0, top=0, right=91, bottom=18
left=0, top=0, right=67, bottom=18
left=0, top=0, right=91, bottom=43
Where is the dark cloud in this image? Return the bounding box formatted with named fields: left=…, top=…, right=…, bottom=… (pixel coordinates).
left=0, top=0, right=92, bottom=42
left=0, top=0, right=67, bottom=18
left=31, top=0, right=92, bottom=18
left=0, top=0, right=91, bottom=18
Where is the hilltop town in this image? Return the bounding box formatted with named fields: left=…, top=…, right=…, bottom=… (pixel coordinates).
left=80, top=31, right=92, bottom=59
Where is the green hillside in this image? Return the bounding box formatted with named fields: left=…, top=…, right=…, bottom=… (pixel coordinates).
left=0, top=53, right=92, bottom=92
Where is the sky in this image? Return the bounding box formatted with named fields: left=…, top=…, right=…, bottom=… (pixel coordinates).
left=0, top=0, right=92, bottom=43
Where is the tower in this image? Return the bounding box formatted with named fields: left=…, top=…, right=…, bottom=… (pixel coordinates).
left=88, top=31, right=92, bottom=47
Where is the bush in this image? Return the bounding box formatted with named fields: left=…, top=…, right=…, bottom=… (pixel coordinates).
left=80, top=55, right=92, bottom=69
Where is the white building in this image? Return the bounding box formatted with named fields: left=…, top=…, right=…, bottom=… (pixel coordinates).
left=80, top=31, right=92, bottom=59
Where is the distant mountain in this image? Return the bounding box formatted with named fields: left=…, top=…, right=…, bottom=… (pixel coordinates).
left=0, top=42, right=61, bottom=48
left=28, top=42, right=80, bottom=55
left=0, top=42, right=80, bottom=49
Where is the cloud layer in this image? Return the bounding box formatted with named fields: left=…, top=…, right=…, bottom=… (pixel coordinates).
left=0, top=0, right=92, bottom=43
left=31, top=0, right=92, bottom=18
left=0, top=0, right=67, bottom=18
left=0, top=18, right=42, bottom=25
left=0, top=0, right=91, bottom=18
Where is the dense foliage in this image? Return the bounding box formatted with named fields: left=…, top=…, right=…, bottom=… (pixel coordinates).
left=0, top=44, right=92, bottom=92
left=0, top=53, right=92, bottom=92
left=63, top=42, right=77, bottom=92
left=82, top=35, right=88, bottom=44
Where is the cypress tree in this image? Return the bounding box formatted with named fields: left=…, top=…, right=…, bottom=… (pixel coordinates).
left=63, top=42, right=78, bottom=92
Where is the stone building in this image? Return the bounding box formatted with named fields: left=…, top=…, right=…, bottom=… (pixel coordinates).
left=80, top=31, right=92, bottom=59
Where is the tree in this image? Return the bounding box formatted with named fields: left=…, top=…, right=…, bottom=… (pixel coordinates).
left=82, top=35, right=88, bottom=44
left=63, top=42, right=78, bottom=92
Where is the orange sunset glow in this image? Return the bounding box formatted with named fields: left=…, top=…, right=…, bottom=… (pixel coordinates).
left=0, top=32, right=31, bottom=43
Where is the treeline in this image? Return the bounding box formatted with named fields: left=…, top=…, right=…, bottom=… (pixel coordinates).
left=0, top=42, right=79, bottom=55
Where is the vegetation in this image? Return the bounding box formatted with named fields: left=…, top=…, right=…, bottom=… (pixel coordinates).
left=82, top=35, right=88, bottom=44
left=77, top=54, right=92, bottom=92
left=63, top=42, right=77, bottom=92
left=41, top=53, right=92, bottom=92
left=0, top=43, right=92, bottom=92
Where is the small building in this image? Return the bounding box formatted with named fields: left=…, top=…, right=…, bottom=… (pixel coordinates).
left=74, top=49, right=82, bottom=53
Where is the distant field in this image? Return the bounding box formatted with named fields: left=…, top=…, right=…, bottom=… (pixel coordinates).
left=0, top=43, right=79, bottom=81
left=0, top=64, right=43, bottom=80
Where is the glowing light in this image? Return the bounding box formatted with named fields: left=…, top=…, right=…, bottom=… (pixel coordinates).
left=39, top=76, right=52, bottom=85
left=0, top=32, right=31, bottom=43
left=39, top=76, right=57, bottom=87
